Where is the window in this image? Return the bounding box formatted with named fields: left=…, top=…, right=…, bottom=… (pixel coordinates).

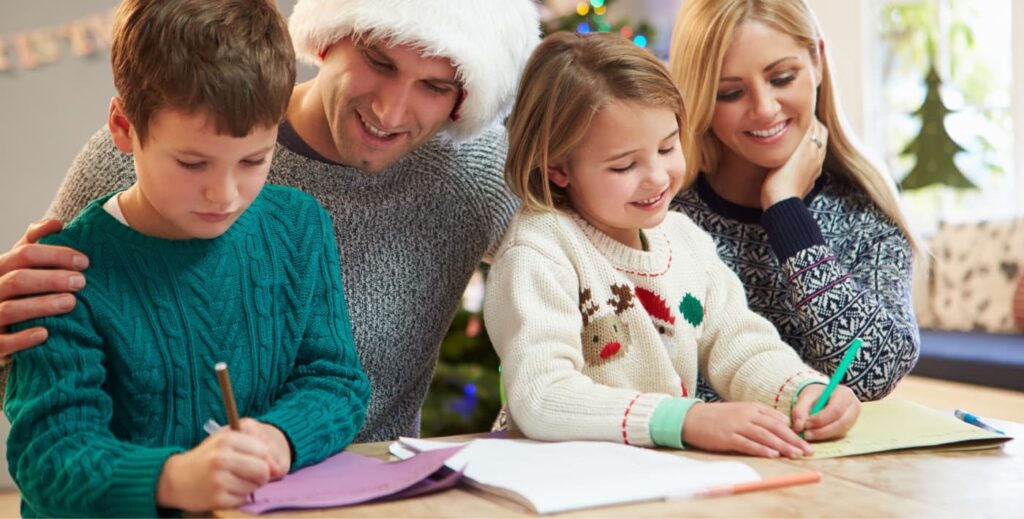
left=868, top=0, right=1021, bottom=234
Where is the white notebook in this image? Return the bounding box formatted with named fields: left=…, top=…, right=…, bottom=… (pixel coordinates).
left=390, top=437, right=760, bottom=514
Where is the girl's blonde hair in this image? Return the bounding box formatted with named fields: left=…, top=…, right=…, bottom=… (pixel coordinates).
left=505, top=31, right=685, bottom=212
left=669, top=0, right=919, bottom=251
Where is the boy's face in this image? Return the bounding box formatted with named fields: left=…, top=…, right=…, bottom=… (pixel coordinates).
left=109, top=102, right=277, bottom=240
left=314, top=36, right=461, bottom=173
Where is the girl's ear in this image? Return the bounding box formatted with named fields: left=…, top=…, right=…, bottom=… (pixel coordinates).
left=108, top=97, right=135, bottom=154
left=548, top=163, right=570, bottom=189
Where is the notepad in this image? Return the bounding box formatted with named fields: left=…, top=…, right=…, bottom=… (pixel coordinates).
left=239, top=446, right=464, bottom=514
left=391, top=437, right=762, bottom=514
left=807, top=399, right=1013, bottom=459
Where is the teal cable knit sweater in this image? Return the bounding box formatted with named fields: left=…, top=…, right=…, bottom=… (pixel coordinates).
left=4, top=185, right=371, bottom=518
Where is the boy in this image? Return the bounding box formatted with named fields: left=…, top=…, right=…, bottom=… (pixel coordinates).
left=4, top=0, right=370, bottom=516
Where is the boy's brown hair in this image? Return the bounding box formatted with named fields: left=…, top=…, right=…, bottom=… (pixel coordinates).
left=504, top=32, right=685, bottom=212
left=111, top=0, right=296, bottom=145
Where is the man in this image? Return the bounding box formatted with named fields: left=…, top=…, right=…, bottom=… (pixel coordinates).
left=0, top=0, right=540, bottom=442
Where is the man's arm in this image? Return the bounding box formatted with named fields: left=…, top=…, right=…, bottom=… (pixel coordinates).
left=0, top=128, right=134, bottom=358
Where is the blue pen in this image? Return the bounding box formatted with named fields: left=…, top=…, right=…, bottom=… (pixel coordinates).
left=954, top=409, right=1006, bottom=435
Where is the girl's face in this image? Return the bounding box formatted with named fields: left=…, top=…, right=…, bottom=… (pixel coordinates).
left=550, top=101, right=685, bottom=249
left=710, top=20, right=822, bottom=171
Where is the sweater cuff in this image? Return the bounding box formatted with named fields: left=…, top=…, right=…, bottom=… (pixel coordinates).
left=257, top=409, right=316, bottom=470
left=760, top=197, right=825, bottom=261
left=650, top=397, right=701, bottom=449
left=107, top=446, right=183, bottom=518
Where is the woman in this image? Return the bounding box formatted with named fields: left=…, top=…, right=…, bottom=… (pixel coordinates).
left=668, top=0, right=920, bottom=401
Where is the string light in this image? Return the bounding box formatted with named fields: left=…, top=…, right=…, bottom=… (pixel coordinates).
left=576, top=2, right=589, bottom=16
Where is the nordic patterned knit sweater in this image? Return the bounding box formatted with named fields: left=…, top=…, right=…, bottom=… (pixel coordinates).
left=5, top=185, right=370, bottom=518
left=6, top=121, right=516, bottom=442
left=670, top=173, right=920, bottom=402
left=483, top=209, right=829, bottom=448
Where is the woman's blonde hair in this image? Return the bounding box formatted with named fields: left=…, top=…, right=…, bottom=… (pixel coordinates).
left=669, top=0, right=919, bottom=251
left=505, top=31, right=685, bottom=212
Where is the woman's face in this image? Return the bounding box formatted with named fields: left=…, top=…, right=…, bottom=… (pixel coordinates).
left=710, top=20, right=822, bottom=171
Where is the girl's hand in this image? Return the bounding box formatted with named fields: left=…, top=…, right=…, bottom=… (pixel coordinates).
left=156, top=430, right=272, bottom=511
left=240, top=418, right=292, bottom=479
left=760, top=118, right=829, bottom=209
left=791, top=384, right=861, bottom=441
left=681, top=402, right=814, bottom=458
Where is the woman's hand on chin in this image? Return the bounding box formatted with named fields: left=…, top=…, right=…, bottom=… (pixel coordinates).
left=760, top=118, right=828, bottom=209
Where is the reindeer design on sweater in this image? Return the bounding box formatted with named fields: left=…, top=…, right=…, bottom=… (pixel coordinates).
left=579, top=284, right=634, bottom=366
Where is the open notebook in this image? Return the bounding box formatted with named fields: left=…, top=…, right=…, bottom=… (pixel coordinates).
left=390, top=438, right=766, bottom=514
left=807, top=399, right=1012, bottom=459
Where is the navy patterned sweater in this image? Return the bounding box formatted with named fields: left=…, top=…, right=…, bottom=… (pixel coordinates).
left=670, top=172, right=920, bottom=401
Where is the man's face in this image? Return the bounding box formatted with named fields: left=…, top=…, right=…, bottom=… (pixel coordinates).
left=316, top=36, right=461, bottom=172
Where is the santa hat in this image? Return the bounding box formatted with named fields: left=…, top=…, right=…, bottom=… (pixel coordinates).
left=288, top=0, right=541, bottom=143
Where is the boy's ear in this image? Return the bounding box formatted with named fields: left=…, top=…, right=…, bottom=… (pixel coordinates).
left=108, top=97, right=135, bottom=154
left=548, top=163, right=570, bottom=189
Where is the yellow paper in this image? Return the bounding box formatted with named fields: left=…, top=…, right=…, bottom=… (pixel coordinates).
left=808, top=399, right=1012, bottom=459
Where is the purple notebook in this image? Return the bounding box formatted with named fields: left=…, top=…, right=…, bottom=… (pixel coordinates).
left=240, top=445, right=465, bottom=514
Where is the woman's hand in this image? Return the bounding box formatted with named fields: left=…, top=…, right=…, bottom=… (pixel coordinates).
left=760, top=118, right=829, bottom=209
left=791, top=384, right=861, bottom=441
left=682, top=402, right=815, bottom=458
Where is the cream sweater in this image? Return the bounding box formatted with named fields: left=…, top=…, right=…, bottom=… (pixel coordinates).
left=484, top=209, right=829, bottom=447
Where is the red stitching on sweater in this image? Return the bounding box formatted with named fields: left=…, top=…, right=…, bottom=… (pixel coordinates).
left=773, top=370, right=818, bottom=410
left=614, top=236, right=672, bottom=277
left=621, top=393, right=642, bottom=445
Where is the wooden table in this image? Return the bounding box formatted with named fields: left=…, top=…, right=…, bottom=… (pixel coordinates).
left=216, top=417, right=1023, bottom=518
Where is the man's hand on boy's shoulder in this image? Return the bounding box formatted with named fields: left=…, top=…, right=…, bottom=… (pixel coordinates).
left=0, top=219, right=89, bottom=359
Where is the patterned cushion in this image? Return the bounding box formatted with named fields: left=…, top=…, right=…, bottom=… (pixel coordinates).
left=922, top=219, right=1024, bottom=333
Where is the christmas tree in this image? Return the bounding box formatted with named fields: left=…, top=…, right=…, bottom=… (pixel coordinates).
left=546, top=0, right=654, bottom=47
left=899, top=63, right=976, bottom=190
left=420, top=270, right=502, bottom=436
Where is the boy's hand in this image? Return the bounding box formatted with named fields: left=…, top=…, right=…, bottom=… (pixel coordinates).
left=156, top=430, right=272, bottom=511
left=0, top=219, right=89, bottom=358
left=240, top=418, right=292, bottom=479
left=791, top=384, right=861, bottom=441
left=682, top=402, right=814, bottom=458
left=760, top=118, right=828, bottom=209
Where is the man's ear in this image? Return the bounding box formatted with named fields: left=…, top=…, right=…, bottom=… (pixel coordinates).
left=108, top=97, right=135, bottom=154
left=548, top=163, right=570, bottom=189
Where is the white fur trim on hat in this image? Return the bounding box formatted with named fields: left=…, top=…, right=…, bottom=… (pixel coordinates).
left=289, top=0, right=541, bottom=143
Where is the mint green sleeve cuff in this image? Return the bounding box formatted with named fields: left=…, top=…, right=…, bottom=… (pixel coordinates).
left=650, top=397, right=702, bottom=449
left=790, top=380, right=828, bottom=419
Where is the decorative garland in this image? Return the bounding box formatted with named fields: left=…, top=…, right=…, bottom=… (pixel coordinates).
left=0, top=9, right=115, bottom=73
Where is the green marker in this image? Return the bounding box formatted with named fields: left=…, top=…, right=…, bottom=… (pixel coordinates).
left=498, top=365, right=506, bottom=407
left=810, top=338, right=863, bottom=416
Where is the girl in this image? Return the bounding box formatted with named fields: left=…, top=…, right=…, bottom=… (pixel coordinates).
left=484, top=32, right=859, bottom=458
left=667, top=0, right=920, bottom=403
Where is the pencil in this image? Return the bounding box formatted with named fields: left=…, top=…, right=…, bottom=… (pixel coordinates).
left=810, top=337, right=863, bottom=416
left=697, top=471, right=822, bottom=498
left=215, top=362, right=241, bottom=431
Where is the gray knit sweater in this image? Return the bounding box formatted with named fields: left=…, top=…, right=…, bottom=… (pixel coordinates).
left=26, top=122, right=517, bottom=442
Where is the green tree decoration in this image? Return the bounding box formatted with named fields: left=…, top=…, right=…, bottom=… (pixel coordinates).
left=899, top=62, right=976, bottom=190
left=420, top=269, right=502, bottom=437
